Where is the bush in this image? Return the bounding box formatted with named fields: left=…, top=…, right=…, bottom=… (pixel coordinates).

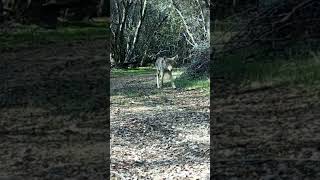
left=184, top=43, right=210, bottom=79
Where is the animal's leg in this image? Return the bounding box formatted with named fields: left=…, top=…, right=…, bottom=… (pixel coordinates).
left=156, top=70, right=160, bottom=88
left=169, top=71, right=176, bottom=89
left=160, top=70, right=164, bottom=88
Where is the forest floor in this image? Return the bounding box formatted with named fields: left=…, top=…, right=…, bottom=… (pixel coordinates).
left=212, top=79, right=320, bottom=179
left=2, top=22, right=320, bottom=180
left=110, top=71, right=210, bottom=179
left=0, top=35, right=107, bottom=179
left=0, top=22, right=210, bottom=179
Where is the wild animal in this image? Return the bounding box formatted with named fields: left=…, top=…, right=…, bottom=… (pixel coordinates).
left=155, top=55, right=178, bottom=89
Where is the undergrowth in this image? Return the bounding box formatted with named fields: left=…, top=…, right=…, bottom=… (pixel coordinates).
left=214, top=47, right=320, bottom=88
left=111, top=67, right=154, bottom=77
left=175, top=75, right=210, bottom=91
left=0, top=21, right=109, bottom=49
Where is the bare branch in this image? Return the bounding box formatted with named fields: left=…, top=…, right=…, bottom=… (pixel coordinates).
left=171, top=0, right=198, bottom=47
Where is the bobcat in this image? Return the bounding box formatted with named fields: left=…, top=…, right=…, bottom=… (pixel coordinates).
left=155, top=55, right=178, bottom=89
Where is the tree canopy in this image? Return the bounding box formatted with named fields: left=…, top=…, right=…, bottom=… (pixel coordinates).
left=110, top=0, right=210, bottom=76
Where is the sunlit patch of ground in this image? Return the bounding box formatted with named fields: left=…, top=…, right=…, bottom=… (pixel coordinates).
left=110, top=72, right=210, bottom=179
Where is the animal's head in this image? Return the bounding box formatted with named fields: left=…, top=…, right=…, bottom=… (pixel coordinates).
left=167, top=54, right=179, bottom=64
left=172, top=54, right=179, bottom=61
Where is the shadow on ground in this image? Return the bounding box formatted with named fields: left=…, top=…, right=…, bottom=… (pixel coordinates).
left=0, top=39, right=108, bottom=179
left=212, top=78, right=320, bottom=179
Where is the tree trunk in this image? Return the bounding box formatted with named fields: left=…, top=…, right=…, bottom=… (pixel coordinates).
left=97, top=0, right=105, bottom=17
left=0, top=0, right=3, bottom=23
left=171, top=0, right=197, bottom=47
left=114, top=1, right=133, bottom=67
left=125, top=0, right=147, bottom=63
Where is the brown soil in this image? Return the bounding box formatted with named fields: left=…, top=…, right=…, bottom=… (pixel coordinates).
left=3, top=35, right=318, bottom=179
left=0, top=39, right=108, bottom=179
left=212, top=82, right=320, bottom=179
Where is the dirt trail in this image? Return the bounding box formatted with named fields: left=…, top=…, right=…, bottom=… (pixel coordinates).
left=0, top=40, right=108, bottom=179
left=212, top=83, right=320, bottom=179
left=110, top=73, right=210, bottom=179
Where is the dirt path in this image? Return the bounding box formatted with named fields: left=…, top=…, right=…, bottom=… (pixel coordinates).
left=0, top=40, right=108, bottom=179
left=212, top=83, right=320, bottom=179
left=110, top=73, right=210, bottom=179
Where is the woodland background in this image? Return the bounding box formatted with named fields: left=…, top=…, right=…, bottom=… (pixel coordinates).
left=1, top=0, right=320, bottom=179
